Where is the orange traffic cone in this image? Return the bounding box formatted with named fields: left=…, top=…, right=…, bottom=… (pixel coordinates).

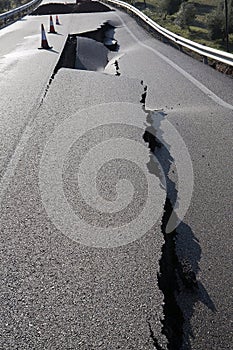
left=48, top=15, right=57, bottom=34
left=39, top=24, right=52, bottom=50
left=56, top=15, right=61, bottom=25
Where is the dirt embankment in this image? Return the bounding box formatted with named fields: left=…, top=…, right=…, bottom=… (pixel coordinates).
left=31, top=1, right=112, bottom=15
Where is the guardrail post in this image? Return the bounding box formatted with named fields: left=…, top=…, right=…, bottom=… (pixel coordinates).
left=203, top=56, right=208, bottom=65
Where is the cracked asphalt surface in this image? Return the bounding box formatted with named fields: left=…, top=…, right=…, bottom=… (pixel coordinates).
left=0, top=1, right=233, bottom=349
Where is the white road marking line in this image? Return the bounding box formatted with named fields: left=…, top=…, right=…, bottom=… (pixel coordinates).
left=117, top=13, right=233, bottom=111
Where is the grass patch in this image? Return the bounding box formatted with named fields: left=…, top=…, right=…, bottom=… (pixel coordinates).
left=0, top=1, right=31, bottom=14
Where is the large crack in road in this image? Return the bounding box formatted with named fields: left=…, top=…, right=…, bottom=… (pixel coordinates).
left=141, top=93, right=201, bottom=349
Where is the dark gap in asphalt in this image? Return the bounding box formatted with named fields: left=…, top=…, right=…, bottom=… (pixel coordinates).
left=31, top=1, right=113, bottom=15
left=114, top=60, right=121, bottom=76
left=148, top=321, right=164, bottom=350
left=40, top=33, right=77, bottom=105
left=140, top=90, right=147, bottom=106
left=143, top=129, right=161, bottom=150
left=140, top=87, right=183, bottom=348
left=158, top=197, right=185, bottom=350
left=141, top=101, right=214, bottom=349
left=139, top=83, right=148, bottom=105
left=143, top=117, right=185, bottom=349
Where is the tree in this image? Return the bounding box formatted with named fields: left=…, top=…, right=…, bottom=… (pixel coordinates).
left=0, top=1, right=29, bottom=13
left=175, top=2, right=196, bottom=29
left=0, top=1, right=10, bottom=12
left=207, top=3, right=225, bottom=40
left=160, top=0, right=183, bottom=16
left=228, top=0, right=233, bottom=32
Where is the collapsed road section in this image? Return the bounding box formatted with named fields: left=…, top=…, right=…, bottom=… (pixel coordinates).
left=41, top=21, right=120, bottom=102
left=59, top=22, right=119, bottom=71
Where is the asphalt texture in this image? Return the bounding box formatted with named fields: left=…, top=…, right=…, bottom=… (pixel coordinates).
left=0, top=1, right=233, bottom=349
left=76, top=36, right=109, bottom=71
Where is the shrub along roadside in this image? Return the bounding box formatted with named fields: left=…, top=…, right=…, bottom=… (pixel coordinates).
left=0, top=0, right=30, bottom=13
left=127, top=0, right=233, bottom=53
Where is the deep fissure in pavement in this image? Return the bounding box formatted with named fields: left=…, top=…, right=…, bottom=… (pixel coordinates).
left=142, top=100, right=217, bottom=349
left=55, top=34, right=77, bottom=73
left=141, top=95, right=201, bottom=349
left=143, top=129, right=185, bottom=349
left=148, top=321, right=164, bottom=350
left=158, top=198, right=185, bottom=350
left=40, top=33, right=77, bottom=104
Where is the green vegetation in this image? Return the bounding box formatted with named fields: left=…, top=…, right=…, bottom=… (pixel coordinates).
left=175, top=2, right=197, bottom=29
left=0, top=0, right=30, bottom=13
left=128, top=0, right=233, bottom=52
left=160, top=0, right=183, bottom=15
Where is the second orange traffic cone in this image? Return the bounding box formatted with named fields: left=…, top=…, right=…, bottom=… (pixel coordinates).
left=39, top=24, right=52, bottom=50
left=48, top=15, right=57, bottom=34
left=56, top=15, right=61, bottom=25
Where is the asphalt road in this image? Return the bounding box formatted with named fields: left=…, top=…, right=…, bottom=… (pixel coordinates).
left=0, top=1, right=232, bottom=349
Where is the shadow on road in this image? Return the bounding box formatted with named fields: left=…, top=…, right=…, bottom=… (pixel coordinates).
left=143, top=109, right=216, bottom=349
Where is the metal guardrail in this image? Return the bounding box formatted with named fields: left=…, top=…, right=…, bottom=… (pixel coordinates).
left=103, top=0, right=233, bottom=67
left=0, top=0, right=42, bottom=27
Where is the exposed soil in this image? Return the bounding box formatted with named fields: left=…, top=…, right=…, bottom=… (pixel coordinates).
left=31, top=1, right=113, bottom=15
left=209, top=61, right=233, bottom=76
